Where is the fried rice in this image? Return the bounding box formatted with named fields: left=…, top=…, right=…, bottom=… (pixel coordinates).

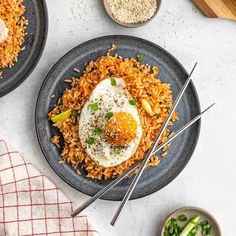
left=0, top=0, right=28, bottom=76
left=48, top=52, right=178, bottom=180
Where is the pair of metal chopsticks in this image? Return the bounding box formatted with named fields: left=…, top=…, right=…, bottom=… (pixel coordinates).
left=71, top=63, right=215, bottom=225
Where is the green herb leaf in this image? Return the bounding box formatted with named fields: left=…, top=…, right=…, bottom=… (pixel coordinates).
left=178, top=214, right=188, bottom=222
left=129, top=99, right=136, bottom=106
left=114, top=147, right=122, bottom=154
left=86, top=137, right=94, bottom=145
left=73, top=110, right=79, bottom=119
left=164, top=218, right=182, bottom=236
left=137, top=54, right=142, bottom=62
left=105, top=112, right=113, bottom=119
left=89, top=102, right=99, bottom=111
left=110, top=77, right=116, bottom=86
left=94, top=127, right=103, bottom=135
left=198, top=220, right=212, bottom=236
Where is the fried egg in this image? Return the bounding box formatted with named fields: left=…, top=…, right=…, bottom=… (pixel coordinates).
left=0, top=18, right=8, bottom=43
left=78, top=77, right=142, bottom=167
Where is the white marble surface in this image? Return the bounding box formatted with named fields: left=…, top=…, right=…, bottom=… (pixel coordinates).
left=0, top=0, right=236, bottom=235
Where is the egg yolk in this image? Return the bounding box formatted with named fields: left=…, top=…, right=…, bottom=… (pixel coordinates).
left=105, top=112, right=138, bottom=146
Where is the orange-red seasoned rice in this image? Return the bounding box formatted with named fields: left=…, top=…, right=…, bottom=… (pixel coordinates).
left=0, top=0, right=28, bottom=76
left=48, top=52, right=178, bottom=180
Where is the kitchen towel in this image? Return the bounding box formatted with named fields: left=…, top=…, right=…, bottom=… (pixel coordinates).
left=0, top=139, right=99, bottom=236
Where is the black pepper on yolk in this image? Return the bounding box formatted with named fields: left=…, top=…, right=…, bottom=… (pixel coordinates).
left=105, top=112, right=138, bottom=146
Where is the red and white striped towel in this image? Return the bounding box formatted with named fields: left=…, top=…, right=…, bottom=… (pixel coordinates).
left=0, top=140, right=99, bottom=236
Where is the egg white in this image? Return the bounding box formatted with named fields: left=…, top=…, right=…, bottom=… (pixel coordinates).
left=78, top=78, right=142, bottom=167
left=0, top=19, right=8, bottom=43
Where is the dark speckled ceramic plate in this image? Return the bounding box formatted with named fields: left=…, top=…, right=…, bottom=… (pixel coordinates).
left=35, top=35, right=201, bottom=201
left=0, top=0, right=48, bottom=97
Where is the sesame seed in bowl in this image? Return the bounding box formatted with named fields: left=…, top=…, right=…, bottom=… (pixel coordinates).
left=103, top=0, right=161, bottom=28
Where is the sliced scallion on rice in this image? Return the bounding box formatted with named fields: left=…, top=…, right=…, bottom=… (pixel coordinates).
left=89, top=102, right=99, bottom=111
left=129, top=99, right=136, bottom=105
left=114, top=147, right=122, bottom=154
left=137, top=54, right=142, bottom=62
left=105, top=112, right=113, bottom=119
left=86, top=137, right=94, bottom=145
left=73, top=110, right=79, bottom=119
left=94, top=127, right=103, bottom=135
left=110, top=77, right=116, bottom=86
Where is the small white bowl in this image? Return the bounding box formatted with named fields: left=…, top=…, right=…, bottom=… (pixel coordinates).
left=161, top=206, right=222, bottom=236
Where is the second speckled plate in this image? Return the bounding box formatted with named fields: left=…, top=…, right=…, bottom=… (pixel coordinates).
left=35, top=35, right=201, bottom=201
left=0, top=0, right=48, bottom=97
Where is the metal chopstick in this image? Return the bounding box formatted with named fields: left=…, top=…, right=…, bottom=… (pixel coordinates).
left=110, top=63, right=197, bottom=226
left=71, top=103, right=214, bottom=218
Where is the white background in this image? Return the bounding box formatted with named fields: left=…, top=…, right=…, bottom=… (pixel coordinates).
left=0, top=0, right=236, bottom=235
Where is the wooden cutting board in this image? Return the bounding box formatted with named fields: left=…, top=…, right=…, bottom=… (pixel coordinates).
left=193, top=0, right=236, bottom=21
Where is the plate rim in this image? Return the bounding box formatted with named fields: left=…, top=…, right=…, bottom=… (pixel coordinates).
left=35, top=35, right=201, bottom=201
left=0, top=0, right=48, bottom=97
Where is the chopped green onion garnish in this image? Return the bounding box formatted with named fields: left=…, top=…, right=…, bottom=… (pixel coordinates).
left=164, top=215, right=211, bottom=236
left=129, top=99, right=136, bottom=105
left=94, top=127, right=103, bottom=135
left=73, top=110, right=79, bottom=119
left=164, top=218, right=182, bottom=235
left=86, top=137, right=94, bottom=145
left=89, top=102, right=99, bottom=111
left=110, top=77, right=116, bottom=86
left=178, top=214, right=188, bottom=222
left=179, top=216, right=200, bottom=236
left=198, top=220, right=212, bottom=235
left=189, top=227, right=197, bottom=236
left=105, top=112, right=113, bottom=119
left=137, top=54, right=142, bottom=62
left=114, top=147, right=122, bottom=154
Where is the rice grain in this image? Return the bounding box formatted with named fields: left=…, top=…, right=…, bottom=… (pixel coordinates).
left=48, top=52, right=178, bottom=180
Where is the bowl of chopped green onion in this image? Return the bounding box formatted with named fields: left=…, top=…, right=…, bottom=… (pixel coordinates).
left=161, top=206, right=222, bottom=236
